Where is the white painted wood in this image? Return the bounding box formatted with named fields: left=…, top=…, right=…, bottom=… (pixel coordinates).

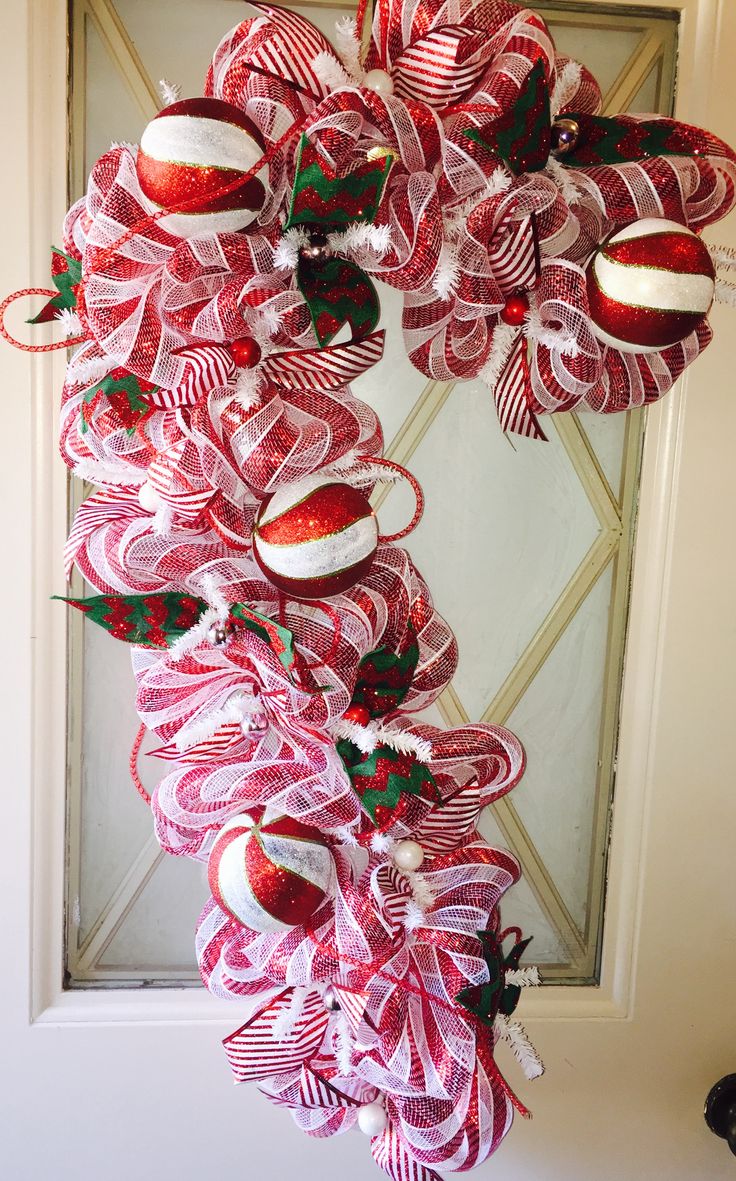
left=2, top=0, right=735, bottom=1178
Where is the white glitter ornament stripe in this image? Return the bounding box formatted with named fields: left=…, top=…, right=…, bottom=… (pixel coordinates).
left=140, top=114, right=264, bottom=173
left=255, top=516, right=378, bottom=580
left=217, top=833, right=291, bottom=933
left=593, top=251, right=714, bottom=314
left=259, top=830, right=332, bottom=888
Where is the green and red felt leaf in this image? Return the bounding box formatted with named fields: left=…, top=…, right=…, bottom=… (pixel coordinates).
left=351, top=625, right=419, bottom=718
left=57, top=592, right=205, bottom=647
left=286, top=134, right=393, bottom=230
left=298, top=256, right=380, bottom=346
left=336, top=740, right=439, bottom=824
left=455, top=929, right=534, bottom=1025
left=229, top=602, right=297, bottom=680
left=560, top=113, right=735, bottom=168
left=464, top=59, right=551, bottom=175
left=80, top=368, right=158, bottom=436
left=58, top=593, right=301, bottom=677
left=29, top=247, right=83, bottom=324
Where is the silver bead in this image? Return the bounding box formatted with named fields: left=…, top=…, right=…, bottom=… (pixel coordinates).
left=207, top=621, right=234, bottom=647
left=299, top=229, right=332, bottom=263
left=551, top=116, right=580, bottom=156
left=322, top=985, right=341, bottom=1012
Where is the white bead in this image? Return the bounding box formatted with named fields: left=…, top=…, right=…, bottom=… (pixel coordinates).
left=393, top=840, right=424, bottom=871
left=357, top=1101, right=388, bottom=1137
left=138, top=480, right=162, bottom=513
left=363, top=69, right=394, bottom=96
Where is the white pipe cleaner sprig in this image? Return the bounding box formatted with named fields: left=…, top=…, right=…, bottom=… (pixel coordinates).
left=329, top=715, right=433, bottom=763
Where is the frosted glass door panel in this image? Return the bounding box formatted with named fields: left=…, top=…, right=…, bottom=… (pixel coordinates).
left=65, top=0, right=678, bottom=985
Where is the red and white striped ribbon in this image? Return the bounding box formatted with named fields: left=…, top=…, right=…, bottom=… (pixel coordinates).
left=393, top=25, right=491, bottom=109
left=494, top=334, right=546, bottom=440
left=261, top=331, right=385, bottom=391
left=488, top=215, right=539, bottom=297
left=144, top=344, right=235, bottom=409
left=223, top=989, right=328, bottom=1083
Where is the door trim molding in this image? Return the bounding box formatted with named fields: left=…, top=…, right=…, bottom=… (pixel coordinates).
left=25, top=0, right=722, bottom=1025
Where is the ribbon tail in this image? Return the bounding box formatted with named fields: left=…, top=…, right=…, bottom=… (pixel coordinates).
left=493, top=335, right=547, bottom=441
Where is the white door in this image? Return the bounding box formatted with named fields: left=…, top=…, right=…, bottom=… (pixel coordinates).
left=2, top=0, right=735, bottom=1177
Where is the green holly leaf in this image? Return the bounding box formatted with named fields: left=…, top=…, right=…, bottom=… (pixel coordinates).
left=57, top=593, right=301, bottom=681
left=297, top=256, right=380, bottom=347
left=464, top=60, right=551, bottom=175
left=229, top=602, right=297, bottom=680
left=351, top=626, right=419, bottom=717
left=455, top=930, right=535, bottom=1025
left=80, top=369, right=157, bottom=436
left=337, top=739, right=438, bottom=824
left=29, top=247, right=83, bottom=324
left=559, top=113, right=727, bottom=168
left=57, top=592, right=205, bottom=647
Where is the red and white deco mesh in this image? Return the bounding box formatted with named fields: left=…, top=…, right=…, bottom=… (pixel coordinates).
left=36, top=1, right=736, bottom=1178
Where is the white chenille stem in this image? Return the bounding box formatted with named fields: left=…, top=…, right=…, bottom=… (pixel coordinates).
left=200, top=571, right=230, bottom=617
left=272, top=987, right=308, bottom=1039
left=67, top=351, right=122, bottom=386
left=709, top=242, right=736, bottom=270
left=371, top=724, right=433, bottom=763
left=174, top=691, right=263, bottom=752
left=334, top=16, right=364, bottom=83
left=551, top=60, right=582, bottom=114
left=494, top=1014, right=545, bottom=1080
left=526, top=303, right=580, bottom=357
left=56, top=307, right=83, bottom=337
left=544, top=155, right=581, bottom=206
left=403, top=898, right=426, bottom=932
left=406, top=870, right=434, bottom=909
left=73, top=459, right=135, bottom=485
left=159, top=78, right=182, bottom=106
left=370, top=830, right=393, bottom=854
left=167, top=606, right=219, bottom=663
left=505, top=965, right=541, bottom=987
left=235, top=367, right=264, bottom=410
left=715, top=278, right=736, bottom=306
left=479, top=321, right=517, bottom=393
left=329, top=718, right=378, bottom=754
left=274, top=227, right=309, bottom=271
left=432, top=243, right=460, bottom=300
left=313, top=50, right=351, bottom=92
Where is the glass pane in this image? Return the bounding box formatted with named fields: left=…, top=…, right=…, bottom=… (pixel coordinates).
left=65, top=0, right=678, bottom=986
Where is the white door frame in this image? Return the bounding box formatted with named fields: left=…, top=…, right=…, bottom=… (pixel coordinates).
left=3, top=2, right=735, bottom=1175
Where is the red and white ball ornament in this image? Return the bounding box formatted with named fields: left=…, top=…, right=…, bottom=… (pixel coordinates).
left=207, top=810, right=333, bottom=933
left=136, top=97, right=267, bottom=237
left=253, top=474, right=378, bottom=599
left=586, top=217, right=716, bottom=354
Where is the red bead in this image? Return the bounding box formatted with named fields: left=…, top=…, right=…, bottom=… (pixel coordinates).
left=500, top=292, right=530, bottom=326
left=229, top=336, right=262, bottom=368
left=343, top=705, right=371, bottom=727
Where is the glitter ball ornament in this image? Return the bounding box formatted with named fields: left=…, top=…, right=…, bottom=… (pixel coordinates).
left=253, top=474, right=378, bottom=600
left=229, top=336, right=262, bottom=369
left=586, top=217, right=716, bottom=353
left=208, top=811, right=333, bottom=933
left=358, top=1101, right=389, bottom=1136
left=500, top=291, right=530, bottom=326
left=136, top=97, right=267, bottom=237
left=363, top=70, right=394, bottom=96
